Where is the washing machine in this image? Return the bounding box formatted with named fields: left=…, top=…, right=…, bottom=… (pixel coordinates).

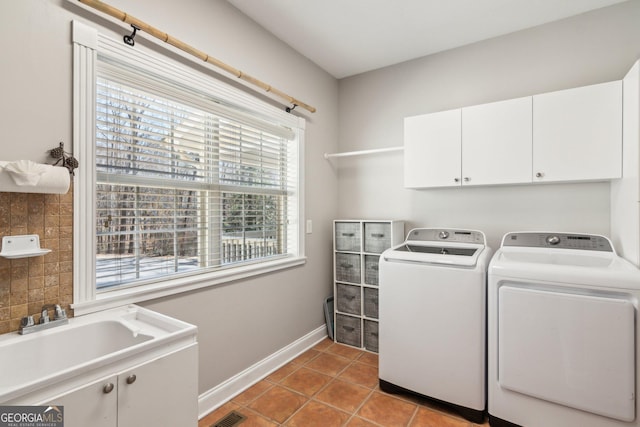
left=378, top=228, right=492, bottom=423
left=488, top=231, right=640, bottom=427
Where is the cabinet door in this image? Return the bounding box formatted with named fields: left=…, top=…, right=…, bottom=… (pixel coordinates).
left=533, top=80, right=622, bottom=182
left=462, top=97, right=532, bottom=186
left=118, top=344, right=198, bottom=427
left=404, top=109, right=461, bottom=188
left=42, top=375, right=117, bottom=427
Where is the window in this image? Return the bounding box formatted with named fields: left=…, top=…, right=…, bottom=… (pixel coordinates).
left=72, top=21, right=305, bottom=313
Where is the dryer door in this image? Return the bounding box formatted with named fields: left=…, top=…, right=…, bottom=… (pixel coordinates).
left=498, top=284, right=635, bottom=421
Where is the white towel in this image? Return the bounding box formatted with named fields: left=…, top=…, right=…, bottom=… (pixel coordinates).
left=1, top=160, right=50, bottom=186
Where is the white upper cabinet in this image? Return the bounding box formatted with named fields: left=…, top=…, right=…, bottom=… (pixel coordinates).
left=404, top=80, right=623, bottom=189
left=461, top=97, right=532, bottom=186
left=532, top=80, right=622, bottom=182
left=404, top=108, right=461, bottom=188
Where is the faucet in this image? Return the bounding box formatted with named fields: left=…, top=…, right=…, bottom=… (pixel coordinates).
left=40, top=304, right=67, bottom=324
left=19, top=304, right=68, bottom=335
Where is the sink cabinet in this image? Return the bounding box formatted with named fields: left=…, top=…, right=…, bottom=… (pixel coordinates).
left=41, top=344, right=198, bottom=427
left=46, top=374, right=116, bottom=427
left=0, top=305, right=198, bottom=426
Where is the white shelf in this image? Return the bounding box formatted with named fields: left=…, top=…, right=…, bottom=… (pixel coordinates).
left=324, top=146, right=403, bottom=159
left=0, top=235, right=51, bottom=259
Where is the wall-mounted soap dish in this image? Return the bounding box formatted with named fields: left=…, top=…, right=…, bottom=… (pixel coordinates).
left=0, top=235, right=51, bottom=259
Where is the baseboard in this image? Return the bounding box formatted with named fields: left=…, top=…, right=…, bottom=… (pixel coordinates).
left=198, top=325, right=328, bottom=419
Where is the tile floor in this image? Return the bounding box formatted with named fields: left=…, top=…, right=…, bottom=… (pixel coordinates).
left=199, top=338, right=490, bottom=427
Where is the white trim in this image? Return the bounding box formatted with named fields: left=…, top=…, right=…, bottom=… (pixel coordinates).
left=72, top=20, right=97, bottom=49
left=297, top=128, right=306, bottom=263
left=197, top=326, right=327, bottom=419
left=72, top=21, right=306, bottom=312
left=73, top=20, right=98, bottom=306
left=72, top=256, right=306, bottom=316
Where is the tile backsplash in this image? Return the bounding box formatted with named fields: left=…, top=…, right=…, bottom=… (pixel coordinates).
left=0, top=186, right=73, bottom=334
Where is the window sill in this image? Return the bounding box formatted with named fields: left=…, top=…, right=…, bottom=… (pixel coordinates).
left=72, top=256, right=307, bottom=316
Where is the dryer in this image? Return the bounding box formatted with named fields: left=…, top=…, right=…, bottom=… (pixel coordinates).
left=379, top=228, right=492, bottom=423
left=488, top=232, right=640, bottom=427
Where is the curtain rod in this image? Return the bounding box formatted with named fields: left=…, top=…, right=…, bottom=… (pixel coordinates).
left=76, top=0, right=317, bottom=114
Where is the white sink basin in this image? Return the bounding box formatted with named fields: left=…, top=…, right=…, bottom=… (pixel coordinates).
left=0, top=305, right=197, bottom=403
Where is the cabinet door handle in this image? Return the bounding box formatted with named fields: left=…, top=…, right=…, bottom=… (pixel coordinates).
left=126, top=374, right=137, bottom=385
left=339, top=263, right=353, bottom=269
left=464, top=177, right=470, bottom=182
left=103, top=383, right=114, bottom=394
left=370, top=233, right=384, bottom=238
left=341, top=233, right=355, bottom=237
left=454, top=178, right=460, bottom=183
left=536, top=172, right=544, bottom=178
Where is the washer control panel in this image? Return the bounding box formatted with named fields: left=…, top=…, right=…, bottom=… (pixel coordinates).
left=408, top=228, right=485, bottom=245
left=502, top=232, right=613, bottom=252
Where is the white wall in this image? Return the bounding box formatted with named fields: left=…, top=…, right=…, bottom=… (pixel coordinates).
left=337, top=1, right=640, bottom=250
left=1, top=0, right=339, bottom=395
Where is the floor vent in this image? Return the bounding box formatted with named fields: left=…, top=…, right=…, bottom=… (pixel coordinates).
left=210, top=410, right=247, bottom=427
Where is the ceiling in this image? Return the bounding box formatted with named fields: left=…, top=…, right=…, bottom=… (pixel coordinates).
left=227, top=0, right=628, bottom=79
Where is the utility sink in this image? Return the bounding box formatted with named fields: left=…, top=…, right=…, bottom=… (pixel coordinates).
left=0, top=305, right=197, bottom=403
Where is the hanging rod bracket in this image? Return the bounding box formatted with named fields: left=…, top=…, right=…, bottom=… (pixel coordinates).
left=285, top=104, right=298, bottom=113
left=123, top=24, right=141, bottom=46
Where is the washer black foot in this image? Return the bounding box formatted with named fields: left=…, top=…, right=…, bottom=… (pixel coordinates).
left=379, top=379, right=485, bottom=424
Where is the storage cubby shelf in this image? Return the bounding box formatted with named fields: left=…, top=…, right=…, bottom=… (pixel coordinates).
left=333, top=219, right=404, bottom=352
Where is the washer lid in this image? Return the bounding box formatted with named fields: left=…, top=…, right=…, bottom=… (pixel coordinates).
left=383, top=228, right=487, bottom=267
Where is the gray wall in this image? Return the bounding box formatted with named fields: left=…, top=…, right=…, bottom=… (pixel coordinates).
left=337, top=0, right=640, bottom=250
left=1, top=0, right=338, bottom=394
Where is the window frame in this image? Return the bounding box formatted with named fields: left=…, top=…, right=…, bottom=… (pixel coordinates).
left=72, top=21, right=306, bottom=316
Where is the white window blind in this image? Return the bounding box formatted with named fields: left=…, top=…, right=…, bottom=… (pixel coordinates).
left=95, top=57, right=299, bottom=290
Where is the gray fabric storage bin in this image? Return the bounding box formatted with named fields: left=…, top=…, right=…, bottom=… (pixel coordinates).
left=335, top=222, right=361, bottom=252
left=336, top=314, right=361, bottom=348
left=364, top=320, right=379, bottom=353
left=335, top=253, right=361, bottom=283
left=364, top=222, right=392, bottom=253
left=363, top=287, right=378, bottom=319
left=336, top=283, right=361, bottom=315
left=364, top=255, right=380, bottom=286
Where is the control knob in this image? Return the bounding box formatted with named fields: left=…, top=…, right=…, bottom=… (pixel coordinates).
left=546, top=235, right=560, bottom=246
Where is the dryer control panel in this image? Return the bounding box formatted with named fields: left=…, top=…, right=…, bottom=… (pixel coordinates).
left=502, top=232, right=613, bottom=252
